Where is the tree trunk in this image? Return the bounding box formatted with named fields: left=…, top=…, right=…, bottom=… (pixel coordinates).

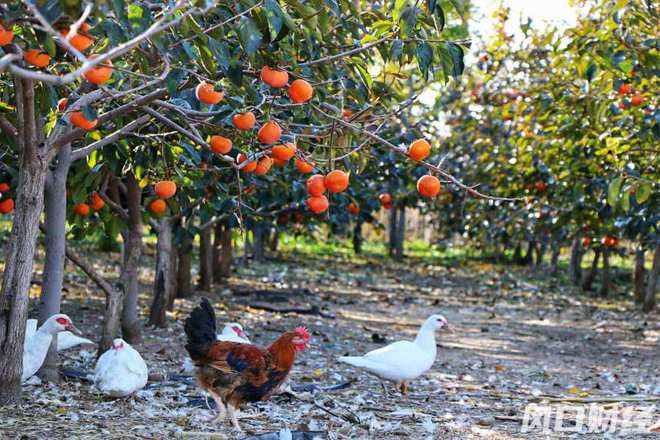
left=569, top=238, right=583, bottom=285
left=642, top=243, right=659, bottom=312
left=549, top=243, right=561, bottom=277
left=37, top=144, right=72, bottom=383
left=523, top=240, right=535, bottom=265
left=599, top=249, right=611, bottom=297
left=198, top=225, right=212, bottom=291
left=394, top=207, right=405, bottom=260
left=633, top=247, right=646, bottom=304
left=120, top=172, right=143, bottom=344
left=218, top=224, right=233, bottom=280
left=0, top=77, right=48, bottom=404
left=513, top=242, right=523, bottom=264
left=149, top=217, right=173, bottom=327
left=252, top=221, right=266, bottom=262
left=352, top=220, right=363, bottom=255
left=213, top=222, right=223, bottom=284
left=168, top=240, right=178, bottom=311
left=536, top=237, right=547, bottom=268
left=388, top=207, right=398, bottom=257
left=268, top=228, right=279, bottom=252
left=177, top=231, right=193, bottom=298
left=582, top=249, right=601, bottom=292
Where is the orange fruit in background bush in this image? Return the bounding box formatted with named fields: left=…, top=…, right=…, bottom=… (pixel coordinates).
left=306, top=174, right=326, bottom=196
left=534, top=180, right=547, bottom=192
left=260, top=66, right=289, bottom=88
left=272, top=157, right=287, bottom=167
left=408, top=139, right=431, bottom=161
left=601, top=236, right=619, bottom=247
left=288, top=79, right=314, bottom=103
left=347, top=202, right=360, bottom=215
left=232, top=112, right=256, bottom=130
left=295, top=158, right=314, bottom=173
left=70, top=111, right=98, bottom=130
left=258, top=121, right=282, bottom=144
left=582, top=237, right=592, bottom=247
left=0, top=183, right=10, bottom=193
left=0, top=24, right=14, bottom=46
left=618, top=83, right=631, bottom=95
left=254, top=156, right=273, bottom=176
left=417, top=175, right=441, bottom=198
left=631, top=95, right=644, bottom=107
left=271, top=143, right=296, bottom=161
left=237, top=153, right=257, bottom=172
left=209, top=135, right=232, bottom=154
left=83, top=55, right=113, bottom=85
left=61, top=23, right=94, bottom=52
left=379, top=193, right=392, bottom=207
left=342, top=109, right=353, bottom=120
left=24, top=49, right=50, bottom=68
left=154, top=181, right=177, bottom=199
left=195, top=81, right=223, bottom=105
left=149, top=199, right=167, bottom=215
left=57, top=98, right=68, bottom=113
left=91, top=192, right=105, bottom=211
left=73, top=203, right=90, bottom=217
left=0, top=198, right=14, bottom=214
left=306, top=195, right=329, bottom=214
left=325, top=170, right=349, bottom=193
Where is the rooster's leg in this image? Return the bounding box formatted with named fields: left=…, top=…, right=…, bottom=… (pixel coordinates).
left=400, top=381, right=409, bottom=396
left=207, top=393, right=226, bottom=421
left=227, top=404, right=242, bottom=432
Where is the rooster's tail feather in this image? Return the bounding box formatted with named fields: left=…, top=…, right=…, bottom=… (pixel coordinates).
left=184, top=297, right=217, bottom=360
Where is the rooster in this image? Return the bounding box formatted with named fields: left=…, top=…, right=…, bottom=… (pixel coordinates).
left=184, top=298, right=311, bottom=431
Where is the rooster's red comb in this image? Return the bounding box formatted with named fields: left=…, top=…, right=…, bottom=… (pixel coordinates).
left=294, top=326, right=311, bottom=343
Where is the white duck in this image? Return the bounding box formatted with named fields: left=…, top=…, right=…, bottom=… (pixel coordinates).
left=25, top=318, right=94, bottom=351
left=181, top=323, right=250, bottom=373
left=338, top=314, right=451, bottom=394
left=93, top=338, right=148, bottom=397
left=22, top=314, right=82, bottom=382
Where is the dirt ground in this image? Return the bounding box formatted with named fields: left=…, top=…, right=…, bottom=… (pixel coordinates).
left=1, top=248, right=659, bottom=440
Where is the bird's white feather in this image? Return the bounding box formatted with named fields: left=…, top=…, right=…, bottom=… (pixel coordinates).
left=94, top=339, right=148, bottom=397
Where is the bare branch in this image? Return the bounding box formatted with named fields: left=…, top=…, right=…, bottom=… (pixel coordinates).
left=4, top=0, right=193, bottom=84
left=24, top=0, right=89, bottom=63
left=0, top=115, right=18, bottom=140
left=70, top=114, right=151, bottom=161
left=51, top=88, right=168, bottom=149
left=141, top=106, right=237, bottom=168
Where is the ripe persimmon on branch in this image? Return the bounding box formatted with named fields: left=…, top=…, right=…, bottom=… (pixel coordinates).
left=312, top=104, right=523, bottom=202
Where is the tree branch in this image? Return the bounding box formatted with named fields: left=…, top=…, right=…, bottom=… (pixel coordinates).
left=312, top=104, right=523, bottom=202
left=70, top=114, right=150, bottom=161
left=51, top=88, right=167, bottom=149
left=3, top=0, right=193, bottom=84
left=0, top=115, right=17, bottom=140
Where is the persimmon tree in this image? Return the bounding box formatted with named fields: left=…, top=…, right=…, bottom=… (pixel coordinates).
left=0, top=0, right=524, bottom=404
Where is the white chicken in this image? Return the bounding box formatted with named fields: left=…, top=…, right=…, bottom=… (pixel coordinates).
left=25, top=318, right=94, bottom=351
left=181, top=322, right=250, bottom=373
left=93, top=338, right=148, bottom=397
left=22, top=314, right=82, bottom=382
left=338, top=314, right=451, bottom=394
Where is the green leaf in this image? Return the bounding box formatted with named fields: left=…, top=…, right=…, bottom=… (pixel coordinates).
left=208, top=38, right=230, bottom=71
left=238, top=17, right=262, bottom=55
left=390, top=39, right=404, bottom=60
left=127, top=5, right=143, bottom=20
left=449, top=0, right=466, bottom=19
left=264, top=0, right=284, bottom=41
left=636, top=182, right=651, bottom=204
left=445, top=42, right=465, bottom=77
left=38, top=0, right=62, bottom=23
left=82, top=105, right=97, bottom=122
left=416, top=42, right=433, bottom=79
left=585, top=63, right=597, bottom=82
left=607, top=176, right=622, bottom=208
left=434, top=5, right=445, bottom=32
